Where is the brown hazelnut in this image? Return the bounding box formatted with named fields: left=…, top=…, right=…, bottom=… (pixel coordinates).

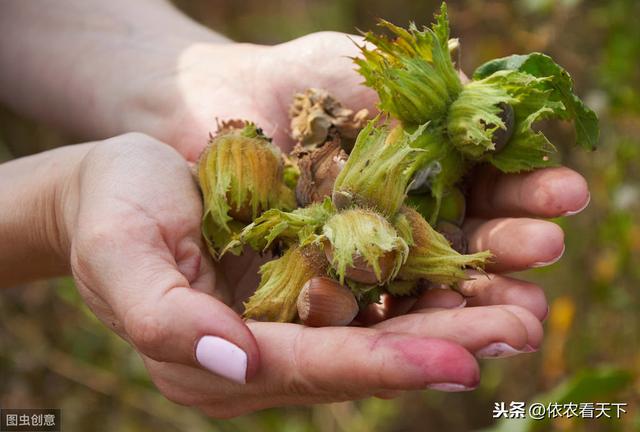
left=297, top=277, right=359, bottom=327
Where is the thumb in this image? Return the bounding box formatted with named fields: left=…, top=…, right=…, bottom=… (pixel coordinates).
left=74, top=236, right=260, bottom=385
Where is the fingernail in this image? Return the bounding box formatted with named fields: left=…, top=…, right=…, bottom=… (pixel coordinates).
left=195, top=336, right=247, bottom=384
left=562, top=192, right=591, bottom=216
left=427, top=383, right=475, bottom=392
left=456, top=299, right=467, bottom=308
left=531, top=244, right=565, bottom=268
left=521, top=344, right=538, bottom=353
left=476, top=342, right=526, bottom=359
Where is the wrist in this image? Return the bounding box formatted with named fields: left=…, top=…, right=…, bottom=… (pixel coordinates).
left=29, top=145, right=90, bottom=277
left=0, top=144, right=91, bottom=286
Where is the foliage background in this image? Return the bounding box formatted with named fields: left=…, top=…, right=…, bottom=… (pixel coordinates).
left=0, top=0, right=638, bottom=431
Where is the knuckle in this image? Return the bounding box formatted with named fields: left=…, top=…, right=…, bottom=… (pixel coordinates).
left=283, top=330, right=320, bottom=397
left=494, top=307, right=529, bottom=343
left=283, top=329, right=363, bottom=400
left=77, top=220, right=119, bottom=248
left=116, top=132, right=161, bottom=148
left=492, top=306, right=523, bottom=326
left=75, top=211, right=158, bottom=254
left=124, top=307, right=169, bottom=358
left=540, top=190, right=557, bottom=214
left=90, top=132, right=167, bottom=164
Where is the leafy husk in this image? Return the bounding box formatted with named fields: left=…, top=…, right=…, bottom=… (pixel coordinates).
left=198, top=121, right=296, bottom=257
left=397, top=207, right=491, bottom=284
left=355, top=3, right=462, bottom=125
left=472, top=54, right=599, bottom=172
left=243, top=244, right=329, bottom=322
left=226, top=198, right=335, bottom=255
left=322, top=208, right=409, bottom=284
left=332, top=121, right=445, bottom=216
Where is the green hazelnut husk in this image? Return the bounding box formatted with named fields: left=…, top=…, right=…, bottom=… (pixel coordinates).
left=197, top=121, right=296, bottom=257
left=446, top=79, right=517, bottom=158
left=354, top=4, right=462, bottom=125
left=226, top=198, right=335, bottom=255
left=322, top=208, right=409, bottom=285
left=332, top=121, right=441, bottom=216
left=397, top=207, right=491, bottom=284
left=243, top=244, right=328, bottom=322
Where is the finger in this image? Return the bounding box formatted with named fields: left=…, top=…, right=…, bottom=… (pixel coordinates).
left=374, top=390, right=403, bottom=400
left=458, top=271, right=548, bottom=321
left=75, top=230, right=260, bottom=384
left=251, top=323, right=480, bottom=396
left=411, top=288, right=466, bottom=311
left=464, top=217, right=565, bottom=273
left=375, top=305, right=543, bottom=357
left=146, top=323, right=480, bottom=408
left=468, top=165, right=590, bottom=218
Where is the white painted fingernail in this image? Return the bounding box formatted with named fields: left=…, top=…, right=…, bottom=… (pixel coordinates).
left=562, top=192, right=591, bottom=216
left=476, top=342, right=526, bottom=359
left=531, top=244, right=565, bottom=268
left=427, top=383, right=475, bottom=392
left=195, top=336, right=247, bottom=384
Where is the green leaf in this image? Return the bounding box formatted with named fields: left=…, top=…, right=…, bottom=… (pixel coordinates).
left=474, top=52, right=599, bottom=151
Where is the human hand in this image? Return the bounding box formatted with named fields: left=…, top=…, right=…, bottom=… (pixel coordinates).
left=57, top=133, right=492, bottom=417
left=130, top=31, right=589, bottom=338
left=58, top=33, right=588, bottom=415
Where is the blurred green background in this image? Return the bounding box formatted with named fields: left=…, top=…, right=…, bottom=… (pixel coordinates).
left=1, top=0, right=638, bottom=431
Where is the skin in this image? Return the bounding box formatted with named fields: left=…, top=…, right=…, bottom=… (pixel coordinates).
left=0, top=0, right=590, bottom=417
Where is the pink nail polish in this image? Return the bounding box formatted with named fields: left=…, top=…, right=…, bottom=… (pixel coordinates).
left=427, top=383, right=475, bottom=392
left=476, top=342, right=525, bottom=359
left=195, top=336, right=247, bottom=384
left=562, top=192, right=591, bottom=216
left=531, top=244, right=565, bottom=268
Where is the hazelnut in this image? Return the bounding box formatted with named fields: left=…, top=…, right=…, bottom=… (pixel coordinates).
left=297, top=277, right=359, bottom=327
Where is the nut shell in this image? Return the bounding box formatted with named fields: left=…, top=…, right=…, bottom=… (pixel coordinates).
left=294, top=132, right=348, bottom=206
left=435, top=221, right=468, bottom=254
left=492, top=102, right=515, bottom=152
left=297, top=277, right=359, bottom=327
left=323, top=242, right=396, bottom=285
